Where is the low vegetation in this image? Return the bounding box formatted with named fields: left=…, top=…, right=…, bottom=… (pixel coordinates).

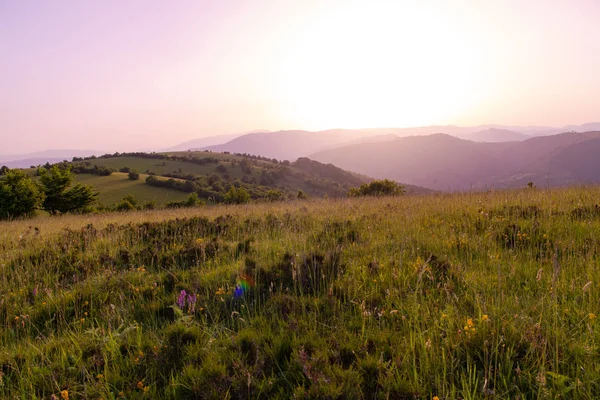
left=1, top=186, right=599, bottom=398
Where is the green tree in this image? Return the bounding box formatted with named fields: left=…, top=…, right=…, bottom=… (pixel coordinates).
left=38, top=166, right=98, bottom=214
left=0, top=169, right=45, bottom=219
left=0, top=165, right=9, bottom=175
left=348, top=179, right=404, bottom=197
left=224, top=186, right=250, bottom=204
left=128, top=170, right=140, bottom=180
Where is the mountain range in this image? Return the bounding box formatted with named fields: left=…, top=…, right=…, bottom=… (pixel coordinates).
left=191, top=122, right=600, bottom=161
left=309, top=131, right=600, bottom=190
left=5, top=123, right=600, bottom=191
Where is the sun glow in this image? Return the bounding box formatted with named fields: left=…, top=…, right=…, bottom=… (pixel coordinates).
left=271, top=2, right=488, bottom=129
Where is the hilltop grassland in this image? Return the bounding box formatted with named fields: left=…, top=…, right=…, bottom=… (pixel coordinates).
left=1, top=187, right=600, bottom=399
left=74, top=173, right=189, bottom=206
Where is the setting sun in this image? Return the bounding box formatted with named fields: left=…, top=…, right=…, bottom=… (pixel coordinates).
left=271, top=2, right=488, bottom=129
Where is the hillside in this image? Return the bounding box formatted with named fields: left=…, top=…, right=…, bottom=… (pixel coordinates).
left=309, top=131, right=600, bottom=190
left=74, top=172, right=189, bottom=206
left=461, top=128, right=529, bottom=142
left=1, top=187, right=600, bottom=398
left=165, top=132, right=257, bottom=151
left=62, top=152, right=395, bottom=206
left=180, top=123, right=600, bottom=162
left=199, top=130, right=366, bottom=161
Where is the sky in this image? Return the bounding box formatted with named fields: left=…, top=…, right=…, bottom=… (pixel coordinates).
left=1, top=0, right=600, bottom=154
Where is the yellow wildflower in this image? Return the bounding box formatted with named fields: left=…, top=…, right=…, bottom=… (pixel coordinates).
left=589, top=313, right=597, bottom=320
left=137, top=381, right=144, bottom=389
left=61, top=390, right=69, bottom=400
left=481, top=315, right=489, bottom=322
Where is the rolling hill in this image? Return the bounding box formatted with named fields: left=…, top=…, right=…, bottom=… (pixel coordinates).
left=309, top=131, right=600, bottom=190
left=60, top=151, right=427, bottom=207
left=460, top=128, right=529, bottom=142
left=199, top=130, right=367, bottom=161
left=192, top=123, right=600, bottom=161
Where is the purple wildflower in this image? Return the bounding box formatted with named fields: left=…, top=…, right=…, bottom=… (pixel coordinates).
left=177, top=290, right=187, bottom=309
left=187, top=293, right=197, bottom=313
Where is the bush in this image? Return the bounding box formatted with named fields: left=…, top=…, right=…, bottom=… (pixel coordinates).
left=348, top=179, right=404, bottom=197
left=115, top=194, right=140, bottom=211
left=266, top=189, right=284, bottom=202
left=128, top=170, right=140, bottom=180
left=224, top=186, right=250, bottom=204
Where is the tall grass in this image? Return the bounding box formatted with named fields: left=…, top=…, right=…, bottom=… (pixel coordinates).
left=1, top=186, right=599, bottom=398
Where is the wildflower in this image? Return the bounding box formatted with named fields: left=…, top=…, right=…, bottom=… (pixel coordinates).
left=177, top=290, right=187, bottom=309
left=97, top=374, right=104, bottom=379
left=61, top=390, right=69, bottom=400
left=215, top=287, right=226, bottom=296
left=137, top=381, right=144, bottom=390
left=463, top=318, right=476, bottom=335
left=589, top=313, right=597, bottom=321
left=481, top=314, right=489, bottom=322
left=187, top=293, right=197, bottom=313
left=195, top=238, right=204, bottom=245
left=433, top=397, right=440, bottom=400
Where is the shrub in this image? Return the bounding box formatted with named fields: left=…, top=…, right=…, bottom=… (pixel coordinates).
left=348, top=179, right=404, bottom=197
left=128, top=170, right=140, bottom=180
left=224, top=186, right=250, bottom=204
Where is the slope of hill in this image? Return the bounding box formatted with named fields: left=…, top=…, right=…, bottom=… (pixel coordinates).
left=63, top=151, right=394, bottom=205
left=199, top=130, right=366, bottom=161
left=309, top=131, right=600, bottom=190
left=166, top=131, right=267, bottom=151
left=2, top=187, right=600, bottom=398
left=75, top=172, right=189, bottom=206
left=461, top=128, right=529, bottom=142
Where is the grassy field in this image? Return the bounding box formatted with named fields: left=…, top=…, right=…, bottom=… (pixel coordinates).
left=1, top=187, right=599, bottom=399
left=74, top=173, right=189, bottom=206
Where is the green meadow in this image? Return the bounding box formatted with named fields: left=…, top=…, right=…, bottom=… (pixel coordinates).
left=1, top=187, right=599, bottom=399
left=74, top=173, right=189, bottom=206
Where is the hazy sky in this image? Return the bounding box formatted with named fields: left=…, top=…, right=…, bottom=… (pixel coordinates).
left=1, top=0, right=599, bottom=154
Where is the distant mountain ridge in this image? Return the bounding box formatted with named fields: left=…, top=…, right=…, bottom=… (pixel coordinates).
left=309, top=131, right=600, bottom=190
left=0, top=149, right=102, bottom=168
left=459, top=128, right=529, bottom=142
left=191, top=123, right=600, bottom=161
